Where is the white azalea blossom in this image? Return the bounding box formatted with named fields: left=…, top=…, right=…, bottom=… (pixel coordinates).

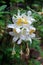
left=7, top=10, right=36, bottom=44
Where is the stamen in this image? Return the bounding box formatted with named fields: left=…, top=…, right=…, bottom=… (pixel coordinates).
left=29, top=29, right=35, bottom=34
left=16, top=18, right=28, bottom=25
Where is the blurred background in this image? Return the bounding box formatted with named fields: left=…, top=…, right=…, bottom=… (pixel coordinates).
left=0, top=0, right=43, bottom=65
left=0, top=0, right=43, bottom=11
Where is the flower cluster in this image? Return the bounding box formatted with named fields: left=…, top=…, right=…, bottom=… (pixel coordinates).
left=7, top=10, right=36, bottom=44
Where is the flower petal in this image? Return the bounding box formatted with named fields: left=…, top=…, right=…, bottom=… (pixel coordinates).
left=18, top=10, right=20, bottom=16
left=27, top=11, right=32, bottom=16
left=13, top=37, right=18, bottom=42
left=7, top=24, right=14, bottom=28
left=16, top=28, right=21, bottom=33
left=28, top=37, right=32, bottom=43
left=30, top=33, right=35, bottom=38
left=12, top=15, right=17, bottom=23
left=20, top=35, right=25, bottom=40
left=30, top=17, right=35, bottom=22
left=9, top=32, right=14, bottom=36
left=17, top=39, right=22, bottom=44
left=29, top=26, right=36, bottom=31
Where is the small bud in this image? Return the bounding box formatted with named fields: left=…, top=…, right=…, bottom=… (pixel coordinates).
left=26, top=43, right=30, bottom=56
left=1, top=30, right=4, bottom=33
left=12, top=49, right=16, bottom=55
left=26, top=47, right=30, bottom=56
left=20, top=49, right=23, bottom=55
left=20, top=45, right=24, bottom=59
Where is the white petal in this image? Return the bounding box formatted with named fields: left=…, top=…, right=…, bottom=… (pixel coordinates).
left=30, top=34, right=35, bottom=38
left=7, top=24, right=14, bottom=28
left=29, top=26, right=36, bottom=30
left=21, top=13, right=26, bottom=17
left=16, top=28, right=21, bottom=33
left=9, top=32, right=14, bottom=36
left=28, top=17, right=35, bottom=22
left=28, top=37, right=32, bottom=43
left=13, top=37, right=18, bottom=42
left=27, top=11, right=32, bottom=16
left=30, top=17, right=35, bottom=22
left=17, top=39, right=22, bottom=44
left=12, top=16, right=16, bottom=23
left=20, top=35, right=25, bottom=40
left=18, top=10, right=20, bottom=16
left=28, top=20, right=32, bottom=24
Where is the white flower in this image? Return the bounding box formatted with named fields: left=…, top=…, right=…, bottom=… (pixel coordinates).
left=12, top=10, right=35, bottom=25
left=7, top=10, right=36, bottom=44
left=20, top=26, right=36, bottom=44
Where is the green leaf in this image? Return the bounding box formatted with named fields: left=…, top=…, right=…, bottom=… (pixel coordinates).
left=0, top=20, right=5, bottom=27
left=10, top=0, right=24, bottom=3
left=37, top=25, right=43, bottom=32
left=29, top=59, right=41, bottom=65
left=0, top=12, right=9, bottom=15
left=0, top=5, right=7, bottom=11
left=32, top=59, right=41, bottom=65
left=31, top=39, right=40, bottom=50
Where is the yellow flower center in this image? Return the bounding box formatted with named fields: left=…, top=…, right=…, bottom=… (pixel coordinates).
left=29, top=29, right=35, bottom=34
left=16, top=18, right=28, bottom=25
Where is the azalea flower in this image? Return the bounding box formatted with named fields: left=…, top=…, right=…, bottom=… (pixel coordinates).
left=7, top=10, right=36, bottom=44
left=19, top=26, right=36, bottom=44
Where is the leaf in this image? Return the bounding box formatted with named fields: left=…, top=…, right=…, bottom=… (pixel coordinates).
left=37, top=25, right=43, bottom=32
left=29, top=59, right=41, bottom=65
left=0, top=5, right=7, bottom=11
left=0, top=12, right=9, bottom=15
left=0, top=20, right=5, bottom=27
left=31, top=39, right=40, bottom=50
left=32, top=59, right=41, bottom=65
left=10, top=0, right=24, bottom=3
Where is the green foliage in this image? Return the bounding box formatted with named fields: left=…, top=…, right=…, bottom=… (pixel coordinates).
left=29, top=59, right=41, bottom=65
left=37, top=25, right=43, bottom=32
left=31, top=39, right=40, bottom=50
left=0, top=20, right=5, bottom=27
left=0, top=0, right=43, bottom=65
left=10, top=0, right=24, bottom=3
left=0, top=5, right=10, bottom=28
left=0, top=5, right=7, bottom=11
